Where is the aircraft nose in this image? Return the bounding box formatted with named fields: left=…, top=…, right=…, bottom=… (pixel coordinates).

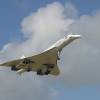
left=74, top=35, right=82, bottom=39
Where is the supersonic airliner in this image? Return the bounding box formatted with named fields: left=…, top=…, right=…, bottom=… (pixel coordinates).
left=0, top=34, right=81, bottom=76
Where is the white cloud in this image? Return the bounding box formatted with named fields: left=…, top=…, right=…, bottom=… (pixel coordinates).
left=0, top=1, right=100, bottom=100
left=58, top=11, right=100, bottom=86
left=0, top=2, right=74, bottom=62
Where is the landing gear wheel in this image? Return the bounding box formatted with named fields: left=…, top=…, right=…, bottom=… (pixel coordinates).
left=45, top=70, right=50, bottom=75
left=27, top=67, right=31, bottom=72
left=37, top=69, right=43, bottom=75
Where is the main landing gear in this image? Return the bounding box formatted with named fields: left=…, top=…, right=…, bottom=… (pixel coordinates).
left=37, top=64, right=55, bottom=75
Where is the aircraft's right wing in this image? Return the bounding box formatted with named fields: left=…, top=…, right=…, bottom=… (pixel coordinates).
left=27, top=47, right=60, bottom=75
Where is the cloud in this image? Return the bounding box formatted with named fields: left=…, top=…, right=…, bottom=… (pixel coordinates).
left=58, top=11, right=100, bottom=86
left=0, top=2, right=74, bottom=63
left=0, top=1, right=100, bottom=100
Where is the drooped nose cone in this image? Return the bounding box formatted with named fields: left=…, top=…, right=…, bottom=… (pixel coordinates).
left=67, top=34, right=82, bottom=40
left=73, top=35, right=82, bottom=39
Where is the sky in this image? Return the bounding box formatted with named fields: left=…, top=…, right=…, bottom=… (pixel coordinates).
left=0, top=0, right=100, bottom=100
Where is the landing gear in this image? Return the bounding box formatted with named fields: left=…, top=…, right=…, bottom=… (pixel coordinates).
left=43, top=64, right=54, bottom=75
left=57, top=51, right=60, bottom=60
left=37, top=69, right=50, bottom=75
left=27, top=67, right=32, bottom=72
left=58, top=57, right=60, bottom=60
left=44, top=70, right=50, bottom=75
left=37, top=69, right=44, bottom=75
left=37, top=64, right=54, bottom=75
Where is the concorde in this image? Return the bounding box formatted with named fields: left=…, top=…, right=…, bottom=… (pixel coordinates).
left=0, top=34, right=81, bottom=76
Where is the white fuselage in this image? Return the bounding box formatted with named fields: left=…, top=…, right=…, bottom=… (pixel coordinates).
left=46, top=34, right=81, bottom=52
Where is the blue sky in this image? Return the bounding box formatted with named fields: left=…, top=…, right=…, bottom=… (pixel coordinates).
left=0, top=0, right=100, bottom=100
left=0, top=0, right=100, bottom=48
